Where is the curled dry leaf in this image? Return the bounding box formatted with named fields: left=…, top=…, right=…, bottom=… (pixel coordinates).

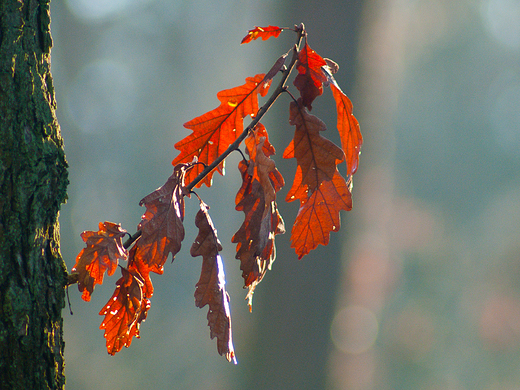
left=324, top=58, right=339, bottom=74
left=232, top=126, right=285, bottom=309
left=264, top=53, right=288, bottom=82
left=191, top=202, right=236, bottom=363
left=135, top=164, right=187, bottom=274
left=72, top=222, right=128, bottom=301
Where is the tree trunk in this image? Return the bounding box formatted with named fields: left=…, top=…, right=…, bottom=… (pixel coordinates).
left=0, top=0, right=68, bottom=388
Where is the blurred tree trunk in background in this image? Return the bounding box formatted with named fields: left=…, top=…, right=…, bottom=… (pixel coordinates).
left=0, top=0, right=68, bottom=388
left=241, top=2, right=364, bottom=389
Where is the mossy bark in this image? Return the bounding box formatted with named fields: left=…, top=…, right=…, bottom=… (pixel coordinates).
left=0, top=0, right=68, bottom=388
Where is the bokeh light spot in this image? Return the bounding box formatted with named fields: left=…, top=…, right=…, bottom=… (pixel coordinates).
left=481, top=0, right=520, bottom=49
left=65, top=59, right=137, bottom=134
left=490, top=80, right=520, bottom=152
left=330, top=305, right=379, bottom=354
left=65, top=0, right=134, bottom=22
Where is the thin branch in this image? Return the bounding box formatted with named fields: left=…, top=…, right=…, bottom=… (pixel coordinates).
left=123, top=230, right=142, bottom=249
left=185, top=25, right=305, bottom=192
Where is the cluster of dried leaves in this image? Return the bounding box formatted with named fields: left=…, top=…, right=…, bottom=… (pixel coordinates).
left=71, top=24, right=362, bottom=363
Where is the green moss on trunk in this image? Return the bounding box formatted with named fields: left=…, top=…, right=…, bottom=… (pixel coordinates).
left=0, top=0, right=68, bottom=388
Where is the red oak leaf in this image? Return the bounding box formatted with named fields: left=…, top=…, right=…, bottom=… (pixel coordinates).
left=284, top=99, right=352, bottom=258
left=172, top=74, right=271, bottom=187
left=321, top=64, right=363, bottom=176
left=290, top=172, right=352, bottom=258
left=191, top=201, right=236, bottom=363
left=127, top=245, right=156, bottom=298
left=293, top=42, right=327, bottom=110
left=241, top=26, right=283, bottom=44
left=99, top=267, right=150, bottom=355
left=72, top=222, right=128, bottom=302
left=330, top=83, right=362, bottom=176
left=134, top=164, right=187, bottom=274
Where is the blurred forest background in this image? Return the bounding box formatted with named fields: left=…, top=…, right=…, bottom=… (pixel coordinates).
left=51, top=0, right=520, bottom=389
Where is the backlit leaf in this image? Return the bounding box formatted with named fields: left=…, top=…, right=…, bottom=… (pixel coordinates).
left=241, top=26, right=283, bottom=44
left=191, top=201, right=236, bottom=363
left=127, top=245, right=156, bottom=298
left=284, top=99, right=352, bottom=258
left=172, top=74, right=271, bottom=187
left=232, top=127, right=285, bottom=309
left=322, top=66, right=363, bottom=176
left=72, top=222, right=128, bottom=302
left=99, top=267, right=150, bottom=355
left=293, top=42, right=327, bottom=110
left=290, top=172, right=352, bottom=259
left=135, top=164, right=187, bottom=273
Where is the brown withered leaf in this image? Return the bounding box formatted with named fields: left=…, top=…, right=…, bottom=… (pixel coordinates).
left=135, top=164, right=187, bottom=274
left=99, top=267, right=150, bottom=355
left=191, top=201, right=236, bottom=363
left=283, top=99, right=344, bottom=196
left=72, top=222, right=128, bottom=302
left=264, top=53, right=288, bottom=82
left=232, top=128, right=285, bottom=309
left=284, top=99, right=352, bottom=258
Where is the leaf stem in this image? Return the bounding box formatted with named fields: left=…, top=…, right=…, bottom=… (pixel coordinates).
left=123, top=230, right=142, bottom=249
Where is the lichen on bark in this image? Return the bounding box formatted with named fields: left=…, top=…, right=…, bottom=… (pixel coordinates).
left=0, top=0, right=68, bottom=388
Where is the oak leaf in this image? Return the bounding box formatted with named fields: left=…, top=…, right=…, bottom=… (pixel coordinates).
left=283, top=100, right=344, bottom=195
left=172, top=74, right=271, bottom=187
left=293, top=42, right=327, bottom=110
left=322, top=65, right=363, bottom=176
left=191, top=201, right=236, bottom=363
left=127, top=245, right=156, bottom=298
left=330, top=83, right=362, bottom=176
left=72, top=222, right=128, bottom=302
left=232, top=127, right=285, bottom=309
left=241, top=26, right=283, bottom=44
left=290, top=172, right=352, bottom=259
left=99, top=267, right=150, bottom=355
left=134, top=164, right=187, bottom=274
left=284, top=99, right=352, bottom=258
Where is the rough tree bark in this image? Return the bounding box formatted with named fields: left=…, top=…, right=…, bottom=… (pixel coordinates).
left=0, top=0, right=68, bottom=388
